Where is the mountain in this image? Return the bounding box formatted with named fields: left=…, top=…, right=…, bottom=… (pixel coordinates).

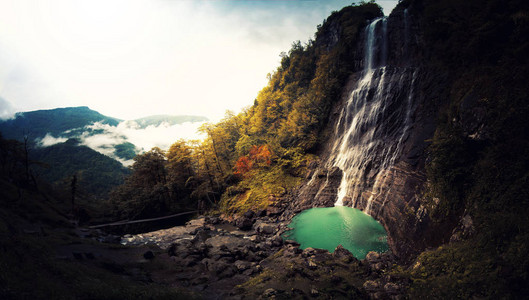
left=273, top=0, right=528, bottom=297
left=0, top=106, right=120, bottom=141
left=0, top=106, right=208, bottom=197
left=0, top=106, right=208, bottom=161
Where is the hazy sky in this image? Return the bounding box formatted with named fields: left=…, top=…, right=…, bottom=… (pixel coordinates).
left=0, top=0, right=398, bottom=122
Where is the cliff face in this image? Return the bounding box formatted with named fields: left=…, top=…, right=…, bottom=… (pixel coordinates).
left=278, top=0, right=529, bottom=269
left=282, top=4, right=455, bottom=260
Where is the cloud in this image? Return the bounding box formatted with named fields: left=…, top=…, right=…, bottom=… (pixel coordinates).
left=0, top=0, right=396, bottom=123
left=36, top=133, right=68, bottom=147
left=77, top=120, right=206, bottom=166
left=0, top=97, right=15, bottom=119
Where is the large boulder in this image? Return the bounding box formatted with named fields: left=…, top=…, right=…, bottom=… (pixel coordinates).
left=254, top=222, right=277, bottom=235
left=333, top=245, right=356, bottom=263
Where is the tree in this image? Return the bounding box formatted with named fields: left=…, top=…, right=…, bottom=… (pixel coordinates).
left=235, top=144, right=273, bottom=177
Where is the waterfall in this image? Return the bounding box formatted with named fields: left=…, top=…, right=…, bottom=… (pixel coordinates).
left=303, top=16, right=417, bottom=216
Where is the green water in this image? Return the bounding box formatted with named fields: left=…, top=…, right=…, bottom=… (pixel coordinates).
left=282, top=206, right=388, bottom=259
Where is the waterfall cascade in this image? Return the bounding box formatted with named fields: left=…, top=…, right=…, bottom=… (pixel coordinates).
left=304, top=16, right=417, bottom=216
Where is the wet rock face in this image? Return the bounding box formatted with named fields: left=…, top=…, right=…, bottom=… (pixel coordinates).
left=283, top=7, right=452, bottom=261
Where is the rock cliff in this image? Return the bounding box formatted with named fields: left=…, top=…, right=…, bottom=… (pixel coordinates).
left=282, top=4, right=457, bottom=260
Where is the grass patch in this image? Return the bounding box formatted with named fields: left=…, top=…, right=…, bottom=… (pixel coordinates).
left=219, top=166, right=302, bottom=215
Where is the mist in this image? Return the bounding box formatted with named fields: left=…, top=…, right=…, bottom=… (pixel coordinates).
left=78, top=120, right=205, bottom=166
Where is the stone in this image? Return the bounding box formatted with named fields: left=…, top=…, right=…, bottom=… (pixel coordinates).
left=183, top=258, right=197, bottom=267
left=235, top=217, right=254, bottom=230
left=205, top=216, right=220, bottom=225
left=143, top=250, right=155, bottom=260
left=234, top=260, right=252, bottom=272
left=333, top=245, right=356, bottom=262
left=218, top=265, right=237, bottom=279
left=205, top=235, right=253, bottom=258
left=263, top=288, right=278, bottom=297
left=384, top=282, right=400, bottom=295
left=255, top=222, right=276, bottom=235
left=363, top=280, right=380, bottom=292
left=372, top=262, right=386, bottom=271
left=243, top=210, right=255, bottom=219
left=290, top=288, right=305, bottom=297
left=193, top=228, right=211, bottom=243
left=365, top=251, right=381, bottom=263
left=270, top=235, right=283, bottom=247
left=266, top=205, right=282, bottom=217
left=307, top=259, right=317, bottom=270
left=284, top=239, right=300, bottom=246
left=450, top=214, right=475, bottom=243
left=242, top=268, right=256, bottom=276
left=301, top=247, right=327, bottom=258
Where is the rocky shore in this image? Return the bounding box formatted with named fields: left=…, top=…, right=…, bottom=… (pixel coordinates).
left=116, top=210, right=407, bottom=299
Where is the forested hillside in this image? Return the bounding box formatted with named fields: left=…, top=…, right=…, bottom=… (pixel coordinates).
left=0, top=106, right=120, bottom=140
left=31, top=138, right=129, bottom=199
left=106, top=3, right=383, bottom=220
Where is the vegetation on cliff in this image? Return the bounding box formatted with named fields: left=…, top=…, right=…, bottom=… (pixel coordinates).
left=397, top=0, right=529, bottom=297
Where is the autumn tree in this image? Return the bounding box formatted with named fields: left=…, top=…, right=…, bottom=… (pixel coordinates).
left=234, top=144, right=273, bottom=177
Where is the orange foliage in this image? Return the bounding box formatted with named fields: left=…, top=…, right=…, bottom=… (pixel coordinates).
left=235, top=145, right=272, bottom=176
left=235, top=156, right=253, bottom=175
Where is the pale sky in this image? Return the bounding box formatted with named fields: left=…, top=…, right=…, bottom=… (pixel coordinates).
left=0, top=0, right=398, bottom=122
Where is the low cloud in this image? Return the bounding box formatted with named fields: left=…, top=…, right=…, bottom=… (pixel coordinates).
left=36, top=133, right=68, bottom=147
left=77, top=120, right=206, bottom=166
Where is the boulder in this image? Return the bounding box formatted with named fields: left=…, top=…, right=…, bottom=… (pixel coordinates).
left=269, top=235, right=283, bottom=247
left=143, top=250, right=155, bottom=260
left=284, top=239, right=300, bottom=247
left=363, top=280, right=380, bottom=292
left=243, top=210, right=255, bottom=219
left=263, top=288, right=278, bottom=297
left=365, top=251, right=381, bottom=263
left=235, top=217, right=254, bottom=230
left=255, top=222, right=277, bottom=235
left=384, top=282, right=400, bottom=295
left=234, top=260, right=252, bottom=272
left=333, top=245, right=356, bottom=262
left=205, top=235, right=253, bottom=260
left=301, top=247, right=327, bottom=257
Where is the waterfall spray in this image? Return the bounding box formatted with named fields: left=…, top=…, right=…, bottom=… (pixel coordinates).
left=296, top=16, right=416, bottom=217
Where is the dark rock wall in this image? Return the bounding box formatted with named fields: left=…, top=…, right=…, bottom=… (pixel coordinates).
left=283, top=4, right=456, bottom=261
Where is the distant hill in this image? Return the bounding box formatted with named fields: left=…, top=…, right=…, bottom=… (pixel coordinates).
left=133, top=115, right=208, bottom=128
left=31, top=138, right=129, bottom=198
left=0, top=106, right=207, bottom=197
left=0, top=106, right=120, bottom=141
left=0, top=106, right=208, bottom=161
